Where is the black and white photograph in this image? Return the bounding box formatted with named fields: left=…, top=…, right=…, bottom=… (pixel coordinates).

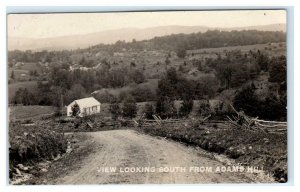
left=7, top=10, right=288, bottom=185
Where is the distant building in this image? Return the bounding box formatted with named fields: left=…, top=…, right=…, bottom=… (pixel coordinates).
left=67, top=97, right=101, bottom=117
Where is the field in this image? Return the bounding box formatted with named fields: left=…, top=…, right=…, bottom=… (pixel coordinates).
left=187, top=42, right=286, bottom=58
left=92, top=79, right=159, bottom=99
left=9, top=105, right=56, bottom=121
left=9, top=62, right=44, bottom=82
left=89, top=42, right=286, bottom=80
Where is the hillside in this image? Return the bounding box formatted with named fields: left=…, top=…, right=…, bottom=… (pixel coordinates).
left=8, top=24, right=286, bottom=51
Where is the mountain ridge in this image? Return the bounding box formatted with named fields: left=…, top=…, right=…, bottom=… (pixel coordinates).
left=8, top=23, right=286, bottom=51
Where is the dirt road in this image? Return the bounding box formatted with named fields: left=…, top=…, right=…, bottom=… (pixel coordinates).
left=58, top=129, right=273, bottom=184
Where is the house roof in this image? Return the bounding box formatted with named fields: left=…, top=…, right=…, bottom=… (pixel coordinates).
left=69, top=97, right=100, bottom=107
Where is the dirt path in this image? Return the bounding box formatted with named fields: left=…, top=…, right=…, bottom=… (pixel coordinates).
left=57, top=129, right=273, bottom=184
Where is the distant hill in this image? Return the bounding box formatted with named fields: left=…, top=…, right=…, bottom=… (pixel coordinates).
left=8, top=24, right=286, bottom=51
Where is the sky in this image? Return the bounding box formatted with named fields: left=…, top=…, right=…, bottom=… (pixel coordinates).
left=7, top=10, right=286, bottom=39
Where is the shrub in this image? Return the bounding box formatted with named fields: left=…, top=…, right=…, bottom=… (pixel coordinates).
left=94, top=90, right=117, bottom=103
left=198, top=101, right=211, bottom=117
left=71, top=103, right=80, bottom=117
left=9, top=123, right=67, bottom=169
left=130, top=86, right=156, bottom=102
left=109, top=99, right=121, bottom=120
left=144, top=103, right=155, bottom=119
left=179, top=98, right=193, bottom=117
left=156, top=96, right=177, bottom=119
left=122, top=95, right=137, bottom=118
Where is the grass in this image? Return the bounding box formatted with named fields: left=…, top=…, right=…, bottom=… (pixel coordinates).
left=92, top=78, right=159, bottom=99
left=137, top=121, right=287, bottom=182
left=187, top=42, right=286, bottom=57
left=18, top=62, right=42, bottom=72
left=9, top=105, right=56, bottom=121
left=23, top=133, right=94, bottom=184
left=9, top=122, right=67, bottom=182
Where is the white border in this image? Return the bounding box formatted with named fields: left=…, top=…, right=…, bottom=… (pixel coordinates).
left=1, top=1, right=299, bottom=192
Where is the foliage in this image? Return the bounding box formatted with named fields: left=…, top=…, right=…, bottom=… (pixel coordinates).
left=8, top=31, right=285, bottom=65
left=269, top=55, right=286, bottom=84
left=156, top=96, right=177, bottom=119
left=157, top=67, right=194, bottom=100
left=9, top=123, right=67, bottom=169
left=233, top=85, right=259, bottom=117
left=179, top=98, right=193, bottom=117
left=71, top=103, right=80, bottom=117
left=109, top=99, right=121, bottom=120
left=198, top=101, right=211, bottom=117
left=176, top=47, right=186, bottom=58
left=233, top=85, right=287, bottom=121
left=130, top=86, right=156, bottom=102
left=139, top=123, right=287, bottom=182
left=144, top=103, right=155, bottom=119
left=64, top=84, right=86, bottom=105
left=193, top=76, right=219, bottom=99
left=12, top=88, right=36, bottom=105
left=122, top=95, right=137, bottom=118
left=93, top=90, right=117, bottom=103
left=254, top=50, right=270, bottom=71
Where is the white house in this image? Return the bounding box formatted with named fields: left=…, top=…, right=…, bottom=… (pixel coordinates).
left=67, top=97, right=101, bottom=117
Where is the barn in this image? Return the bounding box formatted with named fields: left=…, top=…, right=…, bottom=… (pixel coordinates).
left=67, top=97, right=101, bottom=117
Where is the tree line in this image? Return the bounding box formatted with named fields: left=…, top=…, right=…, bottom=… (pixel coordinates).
left=8, top=30, right=286, bottom=65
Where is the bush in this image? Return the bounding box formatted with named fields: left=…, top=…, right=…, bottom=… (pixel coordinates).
left=9, top=123, right=67, bottom=169
left=122, top=95, right=137, bottom=118
left=71, top=103, right=80, bottom=117
left=144, top=103, right=155, bottom=119
left=130, top=86, right=156, bottom=102
left=94, top=90, right=117, bottom=103
left=156, top=96, right=177, bottom=119
left=179, top=98, right=193, bottom=117
left=198, top=101, right=211, bottom=117
left=109, top=99, right=121, bottom=120
left=233, top=85, right=287, bottom=121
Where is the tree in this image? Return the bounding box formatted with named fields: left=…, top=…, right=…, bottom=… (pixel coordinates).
left=131, top=86, right=155, bottom=102
left=233, top=85, right=259, bottom=117
left=144, top=103, right=155, bottom=119
left=157, top=67, right=179, bottom=99
left=130, top=69, right=145, bottom=84
left=217, top=66, right=233, bottom=89
left=94, top=91, right=117, bottom=103
left=198, top=100, right=211, bottom=117
left=165, top=56, right=171, bottom=71
left=65, top=84, right=86, bottom=105
left=255, top=51, right=270, bottom=71
left=179, top=98, right=193, bottom=117
left=122, top=95, right=137, bottom=118
left=269, top=56, right=286, bottom=84
left=71, top=103, right=80, bottom=117
left=12, top=88, right=36, bottom=105
left=156, top=96, right=177, bottom=119
left=109, top=99, right=121, bottom=120
left=176, top=47, right=186, bottom=58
